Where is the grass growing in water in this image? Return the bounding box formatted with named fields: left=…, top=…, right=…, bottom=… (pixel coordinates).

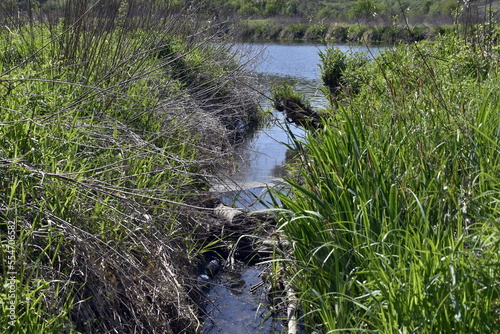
left=273, top=30, right=500, bottom=333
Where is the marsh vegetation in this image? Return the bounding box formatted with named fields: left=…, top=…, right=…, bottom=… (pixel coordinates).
left=1, top=1, right=500, bottom=334
left=270, top=17, right=500, bottom=334
left=0, top=1, right=259, bottom=333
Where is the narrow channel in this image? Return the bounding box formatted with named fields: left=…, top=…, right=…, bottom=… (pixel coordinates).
left=204, top=41, right=383, bottom=333
left=212, top=41, right=330, bottom=210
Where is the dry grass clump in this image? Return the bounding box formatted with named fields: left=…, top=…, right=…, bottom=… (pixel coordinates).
left=68, top=225, right=198, bottom=333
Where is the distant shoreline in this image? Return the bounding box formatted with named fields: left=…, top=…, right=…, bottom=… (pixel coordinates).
left=230, top=20, right=454, bottom=44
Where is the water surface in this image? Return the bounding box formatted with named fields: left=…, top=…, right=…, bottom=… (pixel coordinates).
left=205, top=41, right=384, bottom=333
left=214, top=42, right=384, bottom=209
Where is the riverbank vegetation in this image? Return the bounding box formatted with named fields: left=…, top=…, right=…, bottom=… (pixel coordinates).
left=235, top=19, right=453, bottom=43
left=0, top=1, right=259, bottom=333
left=272, top=20, right=500, bottom=333
left=205, top=0, right=500, bottom=43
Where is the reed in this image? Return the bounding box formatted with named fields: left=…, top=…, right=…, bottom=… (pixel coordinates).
left=273, top=30, right=500, bottom=333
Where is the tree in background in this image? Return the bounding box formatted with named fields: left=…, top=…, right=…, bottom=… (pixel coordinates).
left=350, top=0, right=384, bottom=23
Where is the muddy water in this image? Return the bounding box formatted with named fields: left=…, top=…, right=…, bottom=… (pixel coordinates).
left=204, top=42, right=384, bottom=333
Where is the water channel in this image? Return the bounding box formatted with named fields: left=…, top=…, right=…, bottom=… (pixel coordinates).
left=204, top=41, right=384, bottom=334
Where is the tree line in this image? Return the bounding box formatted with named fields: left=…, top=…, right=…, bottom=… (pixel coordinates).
left=203, top=0, right=499, bottom=26
left=4, top=0, right=499, bottom=27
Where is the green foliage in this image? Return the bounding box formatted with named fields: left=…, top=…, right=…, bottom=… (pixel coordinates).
left=271, top=82, right=312, bottom=112
left=429, top=0, right=460, bottom=16
left=316, top=7, right=337, bottom=20
left=200, top=0, right=498, bottom=26
left=319, top=46, right=369, bottom=98
left=0, top=2, right=259, bottom=333
left=236, top=20, right=452, bottom=43
left=273, top=33, right=500, bottom=333
left=1, top=218, right=78, bottom=333
left=239, top=19, right=283, bottom=39
left=327, top=23, right=350, bottom=41
left=284, top=0, right=300, bottom=15
left=264, top=0, right=286, bottom=16
left=281, top=23, right=308, bottom=39
left=349, top=0, right=384, bottom=22
left=304, top=22, right=327, bottom=40
left=319, top=47, right=347, bottom=95
left=346, top=23, right=368, bottom=40
left=239, top=3, right=259, bottom=16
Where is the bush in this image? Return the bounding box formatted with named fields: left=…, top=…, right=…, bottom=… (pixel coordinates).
left=271, top=82, right=312, bottom=112
left=316, top=7, right=336, bottom=21
left=319, top=47, right=370, bottom=98
left=305, top=23, right=327, bottom=40
left=238, top=3, right=259, bottom=16
left=347, top=24, right=369, bottom=41
left=271, top=82, right=322, bottom=129
left=280, top=23, right=308, bottom=39
left=327, top=24, right=349, bottom=42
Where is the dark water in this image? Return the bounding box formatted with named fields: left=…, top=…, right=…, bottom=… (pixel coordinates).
left=204, top=42, right=384, bottom=333
left=202, top=267, right=283, bottom=334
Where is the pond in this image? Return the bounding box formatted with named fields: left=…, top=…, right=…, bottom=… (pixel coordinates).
left=204, top=41, right=385, bottom=334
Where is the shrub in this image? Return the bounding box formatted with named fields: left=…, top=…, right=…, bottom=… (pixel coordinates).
left=319, top=47, right=370, bottom=98
left=271, top=82, right=322, bottom=129
left=280, top=23, right=308, bottom=39
left=346, top=24, right=369, bottom=41
left=327, top=24, right=349, bottom=42
left=305, top=23, right=327, bottom=40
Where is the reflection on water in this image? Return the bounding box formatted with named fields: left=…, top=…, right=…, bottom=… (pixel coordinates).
left=211, top=109, right=303, bottom=210
left=214, top=42, right=385, bottom=209
left=203, top=268, right=284, bottom=334
left=205, top=41, right=384, bottom=333
left=239, top=41, right=382, bottom=81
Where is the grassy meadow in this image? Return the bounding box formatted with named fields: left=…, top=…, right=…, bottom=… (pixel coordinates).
left=272, top=24, right=500, bottom=332
left=0, top=2, right=258, bottom=333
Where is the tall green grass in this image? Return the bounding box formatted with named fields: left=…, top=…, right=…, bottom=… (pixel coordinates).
left=0, top=1, right=259, bottom=333
left=274, top=32, right=500, bottom=333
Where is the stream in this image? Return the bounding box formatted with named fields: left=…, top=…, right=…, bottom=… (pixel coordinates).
left=203, top=41, right=384, bottom=333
